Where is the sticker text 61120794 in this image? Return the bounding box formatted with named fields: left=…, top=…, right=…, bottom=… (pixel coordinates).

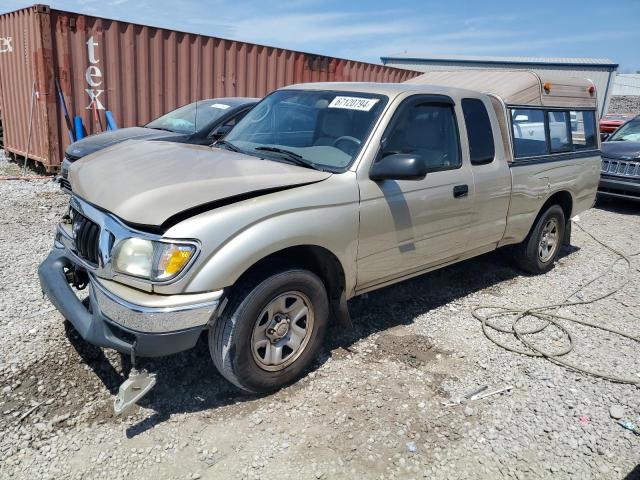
left=329, top=96, right=379, bottom=112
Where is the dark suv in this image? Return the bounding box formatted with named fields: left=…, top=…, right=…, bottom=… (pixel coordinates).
left=599, top=114, right=640, bottom=201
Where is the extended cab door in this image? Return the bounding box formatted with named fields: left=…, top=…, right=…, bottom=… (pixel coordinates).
left=356, top=95, right=475, bottom=292
left=460, top=97, right=512, bottom=252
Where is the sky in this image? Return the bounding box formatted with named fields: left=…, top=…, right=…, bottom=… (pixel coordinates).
left=2, top=0, right=639, bottom=72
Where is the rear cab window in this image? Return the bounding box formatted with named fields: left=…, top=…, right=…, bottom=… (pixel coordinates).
left=461, top=98, right=495, bottom=165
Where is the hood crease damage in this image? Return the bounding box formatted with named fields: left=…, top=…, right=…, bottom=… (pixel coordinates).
left=68, top=140, right=332, bottom=226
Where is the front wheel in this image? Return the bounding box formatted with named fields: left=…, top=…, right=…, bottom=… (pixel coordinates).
left=209, top=269, right=329, bottom=393
left=512, top=205, right=565, bottom=274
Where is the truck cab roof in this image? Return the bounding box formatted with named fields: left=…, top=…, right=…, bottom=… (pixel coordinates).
left=283, top=81, right=484, bottom=99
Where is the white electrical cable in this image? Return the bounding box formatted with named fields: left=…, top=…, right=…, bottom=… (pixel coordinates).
left=472, top=221, right=640, bottom=385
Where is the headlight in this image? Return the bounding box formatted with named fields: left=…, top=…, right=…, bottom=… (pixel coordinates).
left=112, top=238, right=196, bottom=281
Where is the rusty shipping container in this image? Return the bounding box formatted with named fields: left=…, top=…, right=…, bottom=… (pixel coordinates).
left=0, top=4, right=420, bottom=171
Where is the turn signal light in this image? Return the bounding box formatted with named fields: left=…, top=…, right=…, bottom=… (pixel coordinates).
left=543, top=82, right=552, bottom=93
left=159, top=245, right=193, bottom=275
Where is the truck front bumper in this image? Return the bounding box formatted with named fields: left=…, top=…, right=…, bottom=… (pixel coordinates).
left=38, top=248, right=223, bottom=357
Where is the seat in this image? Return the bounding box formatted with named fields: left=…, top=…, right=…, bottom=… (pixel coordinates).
left=314, top=110, right=351, bottom=146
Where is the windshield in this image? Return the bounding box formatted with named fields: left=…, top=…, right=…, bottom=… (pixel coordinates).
left=609, top=119, right=640, bottom=142
left=223, top=89, right=387, bottom=170
left=145, top=100, right=233, bottom=134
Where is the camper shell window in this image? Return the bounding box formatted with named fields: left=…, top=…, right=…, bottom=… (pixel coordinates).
left=510, top=107, right=597, bottom=160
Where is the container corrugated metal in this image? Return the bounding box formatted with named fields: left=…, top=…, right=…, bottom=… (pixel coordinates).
left=0, top=5, right=420, bottom=171
left=383, top=55, right=618, bottom=116
left=0, top=5, right=53, bottom=164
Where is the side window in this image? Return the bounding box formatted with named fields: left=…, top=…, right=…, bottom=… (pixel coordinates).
left=570, top=110, right=597, bottom=149
left=547, top=111, right=571, bottom=153
left=382, top=101, right=461, bottom=170
left=226, top=109, right=250, bottom=127
left=461, top=98, right=495, bottom=165
left=208, top=109, right=250, bottom=138
left=511, top=108, right=547, bottom=158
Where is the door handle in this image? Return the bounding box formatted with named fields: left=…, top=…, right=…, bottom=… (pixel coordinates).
left=453, top=184, right=469, bottom=198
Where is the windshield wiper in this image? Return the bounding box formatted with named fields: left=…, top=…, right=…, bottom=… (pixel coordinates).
left=146, top=126, right=175, bottom=132
left=215, top=140, right=242, bottom=153
left=254, top=146, right=319, bottom=170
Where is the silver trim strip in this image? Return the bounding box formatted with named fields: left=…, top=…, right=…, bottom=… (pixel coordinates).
left=91, top=277, right=220, bottom=333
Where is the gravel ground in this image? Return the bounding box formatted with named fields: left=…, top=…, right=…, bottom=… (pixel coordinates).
left=0, top=150, right=47, bottom=177
left=608, top=96, right=640, bottom=116
left=1, top=151, right=639, bottom=479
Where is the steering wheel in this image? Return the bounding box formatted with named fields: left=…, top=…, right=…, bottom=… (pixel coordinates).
left=250, top=103, right=271, bottom=123
left=333, top=136, right=361, bottom=155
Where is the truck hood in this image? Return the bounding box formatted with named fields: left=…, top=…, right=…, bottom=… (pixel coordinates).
left=69, top=140, right=332, bottom=227
left=601, top=141, right=640, bottom=160
left=65, top=127, right=185, bottom=160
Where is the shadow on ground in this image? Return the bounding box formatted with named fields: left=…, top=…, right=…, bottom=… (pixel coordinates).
left=595, top=197, right=640, bottom=215
left=64, top=245, right=578, bottom=436
left=624, top=464, right=640, bottom=480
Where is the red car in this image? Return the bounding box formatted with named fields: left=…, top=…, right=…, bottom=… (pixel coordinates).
left=600, top=113, right=632, bottom=133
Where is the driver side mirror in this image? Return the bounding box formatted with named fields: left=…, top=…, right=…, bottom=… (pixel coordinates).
left=211, top=124, right=233, bottom=140
left=600, top=132, right=610, bottom=141
left=370, top=153, right=427, bottom=181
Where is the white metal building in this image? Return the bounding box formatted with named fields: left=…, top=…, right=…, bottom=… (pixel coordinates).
left=613, top=74, right=640, bottom=96
left=381, top=54, right=618, bottom=115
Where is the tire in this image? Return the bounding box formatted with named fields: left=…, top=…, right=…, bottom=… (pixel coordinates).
left=512, top=205, right=565, bottom=274
left=209, top=269, right=329, bottom=393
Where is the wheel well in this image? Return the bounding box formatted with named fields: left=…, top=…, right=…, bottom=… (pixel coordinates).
left=234, top=245, right=346, bottom=304
left=542, top=191, right=573, bottom=222
left=528, top=190, right=573, bottom=244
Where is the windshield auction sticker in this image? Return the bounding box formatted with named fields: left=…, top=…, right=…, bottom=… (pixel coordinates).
left=329, top=96, right=379, bottom=111
left=210, top=103, right=231, bottom=109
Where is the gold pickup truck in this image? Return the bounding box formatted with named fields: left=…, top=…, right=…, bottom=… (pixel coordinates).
left=39, top=70, right=600, bottom=412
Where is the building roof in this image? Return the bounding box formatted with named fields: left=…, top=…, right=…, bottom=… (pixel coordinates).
left=381, top=53, right=618, bottom=69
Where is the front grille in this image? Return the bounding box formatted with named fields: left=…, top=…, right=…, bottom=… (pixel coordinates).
left=72, top=210, right=101, bottom=265
left=59, top=177, right=72, bottom=192
left=601, top=158, right=640, bottom=178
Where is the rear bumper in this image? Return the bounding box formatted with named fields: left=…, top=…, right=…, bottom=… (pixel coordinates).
left=38, top=248, right=222, bottom=357
left=598, top=175, right=640, bottom=202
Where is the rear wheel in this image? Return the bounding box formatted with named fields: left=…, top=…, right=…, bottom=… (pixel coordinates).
left=512, top=205, right=565, bottom=274
left=209, top=269, right=329, bottom=393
